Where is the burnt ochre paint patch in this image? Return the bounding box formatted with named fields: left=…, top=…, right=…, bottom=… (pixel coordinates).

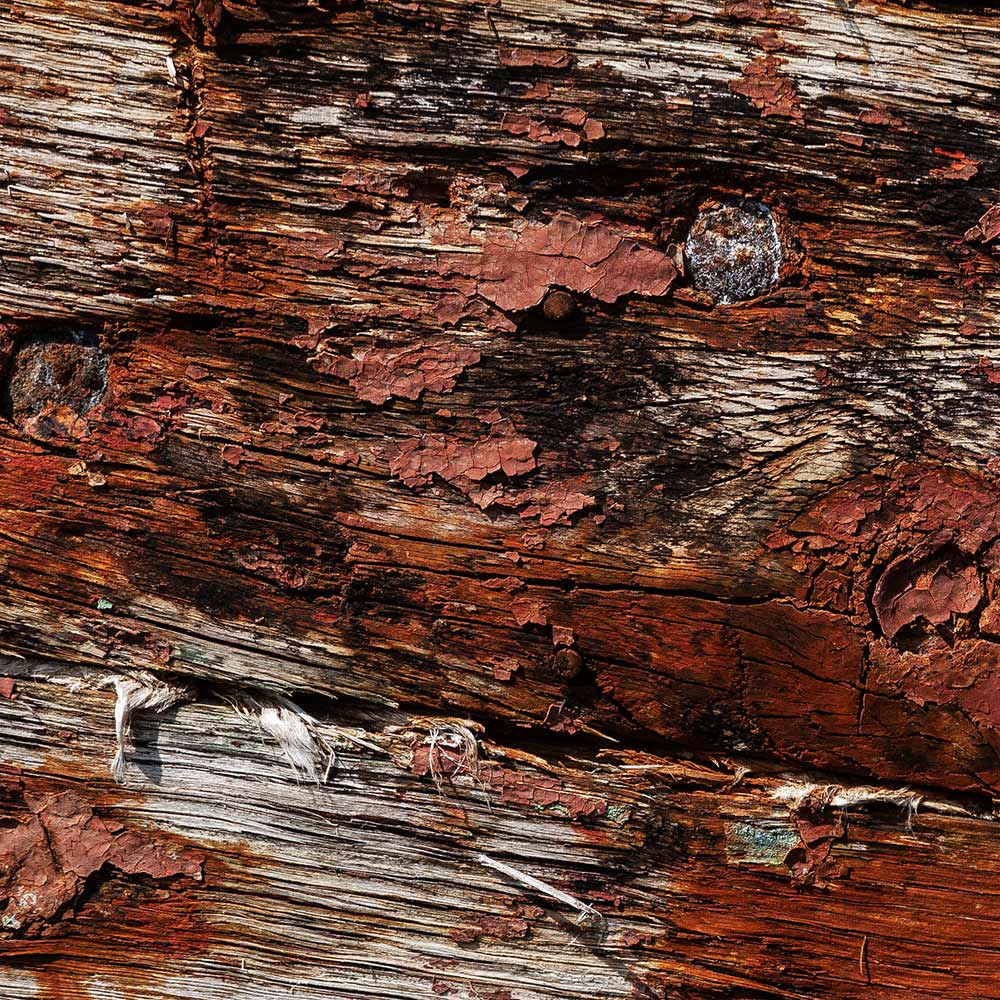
left=684, top=199, right=782, bottom=304
left=4, top=329, right=109, bottom=440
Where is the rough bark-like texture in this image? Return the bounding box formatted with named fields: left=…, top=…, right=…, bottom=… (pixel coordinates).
left=1, top=0, right=1000, bottom=996
left=3, top=678, right=1000, bottom=1000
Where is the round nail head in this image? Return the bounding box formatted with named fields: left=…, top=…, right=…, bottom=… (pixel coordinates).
left=6, top=330, right=109, bottom=440
left=551, top=647, right=583, bottom=680
left=684, top=199, right=782, bottom=304
left=543, top=290, right=577, bottom=322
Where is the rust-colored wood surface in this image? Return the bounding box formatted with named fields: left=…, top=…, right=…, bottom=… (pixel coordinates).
left=1, top=0, right=999, bottom=996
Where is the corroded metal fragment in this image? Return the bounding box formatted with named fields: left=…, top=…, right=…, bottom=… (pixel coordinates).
left=684, top=200, right=782, bottom=304
left=5, top=330, right=108, bottom=440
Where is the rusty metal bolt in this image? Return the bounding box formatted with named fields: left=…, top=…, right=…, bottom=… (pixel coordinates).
left=542, top=289, right=577, bottom=322
left=684, top=199, right=782, bottom=304
left=5, top=330, right=108, bottom=440
left=550, top=647, right=583, bottom=680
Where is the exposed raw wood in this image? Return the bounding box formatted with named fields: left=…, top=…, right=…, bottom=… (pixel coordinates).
left=1, top=0, right=999, bottom=995
left=3, top=676, right=1000, bottom=1000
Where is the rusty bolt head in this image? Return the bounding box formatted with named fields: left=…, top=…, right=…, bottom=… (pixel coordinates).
left=551, top=647, right=583, bottom=680
left=684, top=199, right=782, bottom=304
left=542, top=290, right=577, bottom=322
left=5, top=330, right=108, bottom=441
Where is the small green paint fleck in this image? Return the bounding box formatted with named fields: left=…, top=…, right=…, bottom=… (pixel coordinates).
left=606, top=804, right=632, bottom=826
left=96, top=598, right=114, bottom=611
left=725, top=821, right=799, bottom=867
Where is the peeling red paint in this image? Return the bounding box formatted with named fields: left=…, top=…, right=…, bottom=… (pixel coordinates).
left=501, top=111, right=603, bottom=148
left=221, top=444, right=245, bottom=466
left=101, top=411, right=165, bottom=453
left=931, top=149, right=980, bottom=181
left=754, top=29, right=799, bottom=52
left=521, top=81, right=552, bottom=99
left=483, top=576, right=525, bottom=594
left=138, top=203, right=177, bottom=245
left=784, top=791, right=849, bottom=890
left=233, top=544, right=311, bottom=589
left=498, top=47, right=571, bottom=69
left=966, top=205, right=1000, bottom=244
left=410, top=746, right=607, bottom=820
left=450, top=913, right=530, bottom=944
left=858, top=105, right=903, bottom=128
left=475, top=213, right=677, bottom=311
left=552, top=625, right=575, bottom=647
left=869, top=638, right=1000, bottom=730
left=872, top=540, right=982, bottom=640
left=484, top=764, right=608, bottom=819
left=310, top=341, right=480, bottom=404
left=388, top=431, right=537, bottom=490
left=723, top=0, right=804, bottom=25
left=729, top=56, right=803, bottom=122
left=511, top=594, right=549, bottom=627
left=463, top=476, right=598, bottom=525
left=489, top=656, right=521, bottom=681
left=763, top=465, right=1000, bottom=784
left=512, top=479, right=598, bottom=526
left=0, top=768, right=203, bottom=940
left=322, top=445, right=362, bottom=467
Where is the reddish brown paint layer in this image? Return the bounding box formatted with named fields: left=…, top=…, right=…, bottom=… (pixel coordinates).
left=0, top=765, right=213, bottom=998
left=0, top=768, right=203, bottom=938
left=729, top=55, right=804, bottom=121
left=442, top=213, right=678, bottom=312
left=310, top=341, right=480, bottom=404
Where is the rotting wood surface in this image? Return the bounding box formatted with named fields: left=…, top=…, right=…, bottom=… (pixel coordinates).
left=1, top=0, right=1000, bottom=996
left=3, top=680, right=1000, bottom=1000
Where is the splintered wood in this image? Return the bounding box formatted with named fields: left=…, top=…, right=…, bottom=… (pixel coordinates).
left=0, top=0, right=999, bottom=997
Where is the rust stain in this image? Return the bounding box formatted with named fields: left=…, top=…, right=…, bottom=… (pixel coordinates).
left=5, top=330, right=109, bottom=443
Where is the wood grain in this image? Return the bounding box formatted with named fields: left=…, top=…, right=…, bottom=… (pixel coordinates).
left=2, top=676, right=1000, bottom=1000
left=1, top=0, right=999, bottom=993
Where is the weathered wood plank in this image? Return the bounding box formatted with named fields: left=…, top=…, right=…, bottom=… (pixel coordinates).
left=2, top=676, right=999, bottom=1000
left=0, top=0, right=999, bottom=793
left=1, top=1, right=1000, bottom=994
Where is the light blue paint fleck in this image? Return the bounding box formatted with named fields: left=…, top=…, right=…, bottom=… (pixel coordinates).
left=725, top=821, right=799, bottom=867
left=606, top=804, right=632, bottom=826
